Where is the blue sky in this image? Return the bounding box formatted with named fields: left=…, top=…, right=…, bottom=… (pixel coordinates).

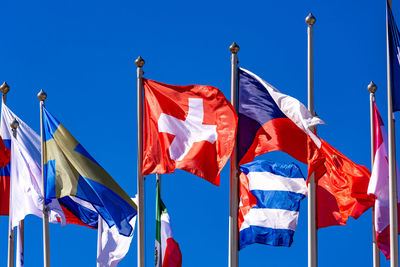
left=0, top=0, right=397, bottom=266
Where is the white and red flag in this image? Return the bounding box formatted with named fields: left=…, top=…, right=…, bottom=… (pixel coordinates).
left=368, top=102, right=400, bottom=259
left=142, top=79, right=237, bottom=185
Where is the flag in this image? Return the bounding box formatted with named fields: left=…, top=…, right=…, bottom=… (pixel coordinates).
left=238, top=160, right=307, bottom=249
left=1, top=104, right=96, bottom=229
left=142, top=78, right=237, bottom=186
left=308, top=137, right=375, bottom=228
left=368, top=102, right=400, bottom=259
left=388, top=3, right=400, bottom=111
left=0, top=104, right=12, bottom=215
left=97, top=197, right=138, bottom=267
left=1, top=104, right=65, bottom=228
left=42, top=106, right=137, bottom=236
left=238, top=68, right=324, bottom=165
left=155, top=179, right=182, bottom=267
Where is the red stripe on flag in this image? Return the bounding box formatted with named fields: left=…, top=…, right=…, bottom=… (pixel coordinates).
left=239, top=117, right=309, bottom=166
left=162, top=238, right=182, bottom=267
left=0, top=176, right=9, bottom=215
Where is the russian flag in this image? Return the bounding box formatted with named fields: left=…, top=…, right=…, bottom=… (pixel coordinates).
left=238, top=68, right=323, bottom=165
left=0, top=139, right=10, bottom=215
left=238, top=160, right=307, bottom=249
left=0, top=106, right=12, bottom=216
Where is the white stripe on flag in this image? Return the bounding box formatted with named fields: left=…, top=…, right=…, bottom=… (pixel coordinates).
left=240, top=208, right=299, bottom=231
left=239, top=68, right=324, bottom=148
left=247, top=171, right=307, bottom=195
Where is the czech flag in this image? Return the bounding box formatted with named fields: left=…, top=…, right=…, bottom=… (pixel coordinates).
left=238, top=68, right=323, bottom=165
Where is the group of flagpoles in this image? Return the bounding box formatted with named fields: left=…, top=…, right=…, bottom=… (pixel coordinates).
left=226, top=13, right=318, bottom=267
left=229, top=42, right=239, bottom=267
left=131, top=6, right=400, bottom=266
left=306, top=12, right=317, bottom=267
left=386, top=0, right=400, bottom=266
left=38, top=89, right=51, bottom=267
left=135, top=56, right=145, bottom=267
left=368, top=81, right=380, bottom=267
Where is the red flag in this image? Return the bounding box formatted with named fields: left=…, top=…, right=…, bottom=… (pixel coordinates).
left=307, top=137, right=374, bottom=228
left=0, top=136, right=10, bottom=215
left=142, top=78, right=237, bottom=185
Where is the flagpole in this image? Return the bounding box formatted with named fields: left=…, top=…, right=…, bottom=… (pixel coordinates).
left=1, top=82, right=15, bottom=267
left=10, top=119, right=22, bottom=267
left=37, top=89, right=50, bottom=267
left=306, top=13, right=317, bottom=267
left=229, top=42, right=239, bottom=267
left=96, top=215, right=103, bottom=267
left=368, top=81, right=380, bottom=267
left=386, top=1, right=399, bottom=266
left=1, top=82, right=9, bottom=104
left=135, top=56, right=145, bottom=267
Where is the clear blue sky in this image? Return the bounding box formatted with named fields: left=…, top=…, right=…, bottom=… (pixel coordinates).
left=0, top=0, right=396, bottom=266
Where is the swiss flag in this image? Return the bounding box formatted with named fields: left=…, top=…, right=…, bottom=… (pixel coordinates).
left=142, top=78, right=237, bottom=186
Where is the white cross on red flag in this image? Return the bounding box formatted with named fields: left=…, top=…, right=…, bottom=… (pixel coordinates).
left=142, top=78, right=237, bottom=186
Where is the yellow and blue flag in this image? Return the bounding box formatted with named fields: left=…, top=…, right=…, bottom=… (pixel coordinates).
left=42, top=107, right=137, bottom=236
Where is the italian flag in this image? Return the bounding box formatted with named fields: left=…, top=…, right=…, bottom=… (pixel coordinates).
left=155, top=179, right=182, bottom=267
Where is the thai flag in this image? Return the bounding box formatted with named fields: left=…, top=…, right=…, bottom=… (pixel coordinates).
left=238, top=160, right=307, bottom=249
left=238, top=68, right=323, bottom=165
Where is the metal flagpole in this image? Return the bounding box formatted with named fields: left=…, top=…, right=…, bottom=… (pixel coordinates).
left=156, top=173, right=161, bottom=267
left=96, top=215, right=103, bottom=267
left=37, top=89, right=50, bottom=267
left=229, top=42, right=239, bottom=267
left=10, top=119, right=21, bottom=267
left=368, top=81, right=380, bottom=267
left=135, top=56, right=145, bottom=267
left=306, top=13, right=317, bottom=267
left=1, top=82, right=14, bottom=267
left=386, top=1, right=399, bottom=266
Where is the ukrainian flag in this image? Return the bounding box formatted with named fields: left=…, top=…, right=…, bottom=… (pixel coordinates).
left=42, top=107, right=137, bottom=236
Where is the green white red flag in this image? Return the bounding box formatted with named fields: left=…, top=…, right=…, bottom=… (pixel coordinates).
left=155, top=179, right=182, bottom=267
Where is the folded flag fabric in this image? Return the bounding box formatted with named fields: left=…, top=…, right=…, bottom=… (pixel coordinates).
left=238, top=68, right=324, bottom=165
left=367, top=102, right=400, bottom=259
left=308, top=136, right=374, bottom=228
left=97, top=196, right=138, bottom=267
left=42, top=106, right=137, bottom=236
left=238, top=160, right=307, bottom=249
left=142, top=78, right=237, bottom=186
left=155, top=179, right=182, bottom=267
left=2, top=103, right=66, bottom=228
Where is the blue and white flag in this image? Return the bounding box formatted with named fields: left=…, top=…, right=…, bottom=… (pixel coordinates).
left=238, top=160, right=307, bottom=249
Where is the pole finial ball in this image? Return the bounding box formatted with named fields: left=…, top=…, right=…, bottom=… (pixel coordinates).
left=10, top=118, right=19, bottom=130
left=0, top=82, right=10, bottom=95
left=368, top=81, right=377, bottom=94
left=305, top=13, right=316, bottom=25
left=229, top=42, right=240, bottom=54
left=37, top=89, right=47, bottom=101
left=135, top=56, right=145, bottom=68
